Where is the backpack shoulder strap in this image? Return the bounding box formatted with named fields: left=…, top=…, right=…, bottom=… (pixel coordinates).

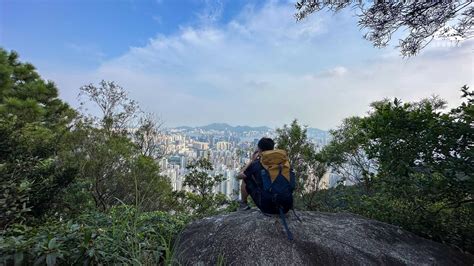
left=260, top=166, right=272, bottom=191
left=279, top=207, right=293, bottom=240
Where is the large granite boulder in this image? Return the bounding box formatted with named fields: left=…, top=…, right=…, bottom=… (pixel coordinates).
left=174, top=210, right=473, bottom=265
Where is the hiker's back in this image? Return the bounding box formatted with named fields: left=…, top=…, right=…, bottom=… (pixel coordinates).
left=257, top=149, right=296, bottom=214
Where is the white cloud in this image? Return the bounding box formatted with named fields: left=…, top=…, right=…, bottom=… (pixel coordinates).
left=48, top=1, right=473, bottom=130
left=197, top=0, right=224, bottom=25
left=310, top=66, right=348, bottom=79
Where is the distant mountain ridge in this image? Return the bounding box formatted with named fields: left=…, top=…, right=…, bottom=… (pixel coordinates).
left=175, top=123, right=271, bottom=133
left=173, top=123, right=328, bottom=135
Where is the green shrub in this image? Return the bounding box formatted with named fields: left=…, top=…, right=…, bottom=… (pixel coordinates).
left=310, top=184, right=474, bottom=253
left=0, top=206, right=190, bottom=265
left=312, top=88, right=473, bottom=253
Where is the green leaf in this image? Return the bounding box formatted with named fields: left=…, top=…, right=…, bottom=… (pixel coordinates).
left=87, top=248, right=95, bottom=257
left=33, top=255, right=46, bottom=266
left=46, top=253, right=57, bottom=266
left=84, top=229, right=92, bottom=244
left=13, top=252, right=24, bottom=266
left=48, top=237, right=57, bottom=249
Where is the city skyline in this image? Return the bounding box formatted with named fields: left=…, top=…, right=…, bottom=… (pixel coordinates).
left=156, top=123, right=336, bottom=199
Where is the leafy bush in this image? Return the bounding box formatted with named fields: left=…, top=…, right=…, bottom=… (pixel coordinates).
left=312, top=184, right=473, bottom=252
left=314, top=87, right=473, bottom=252
left=0, top=206, right=190, bottom=265
left=181, top=157, right=231, bottom=217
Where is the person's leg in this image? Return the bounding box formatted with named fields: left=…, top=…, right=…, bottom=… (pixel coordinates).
left=242, top=177, right=262, bottom=211
left=241, top=179, right=249, bottom=204
left=237, top=179, right=251, bottom=211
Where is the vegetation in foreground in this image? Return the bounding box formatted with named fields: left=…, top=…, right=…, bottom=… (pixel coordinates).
left=0, top=48, right=232, bottom=265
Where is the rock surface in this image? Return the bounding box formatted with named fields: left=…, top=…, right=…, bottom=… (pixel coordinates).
left=174, top=210, right=473, bottom=265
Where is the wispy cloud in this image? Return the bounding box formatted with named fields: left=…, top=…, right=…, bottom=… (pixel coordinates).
left=66, top=43, right=105, bottom=61
left=196, top=0, right=224, bottom=25
left=310, top=66, right=348, bottom=79
left=48, top=1, right=473, bottom=130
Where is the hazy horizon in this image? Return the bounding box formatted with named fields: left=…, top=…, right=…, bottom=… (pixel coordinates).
left=169, top=122, right=329, bottom=131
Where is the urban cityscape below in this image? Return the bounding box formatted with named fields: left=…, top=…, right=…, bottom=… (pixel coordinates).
left=157, top=123, right=339, bottom=199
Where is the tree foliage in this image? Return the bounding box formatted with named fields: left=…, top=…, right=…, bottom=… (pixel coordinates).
left=319, top=117, right=377, bottom=191
left=295, top=0, right=473, bottom=56
left=182, top=157, right=228, bottom=215
left=78, top=81, right=139, bottom=134
left=275, top=119, right=326, bottom=209
left=0, top=49, right=175, bottom=225
left=0, top=48, right=76, bottom=227
left=134, top=113, right=165, bottom=159
left=0, top=48, right=226, bottom=265
left=67, top=81, right=173, bottom=212
left=317, top=87, right=473, bottom=252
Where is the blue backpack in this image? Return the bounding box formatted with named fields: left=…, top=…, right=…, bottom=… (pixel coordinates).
left=256, top=159, right=299, bottom=240
left=259, top=164, right=296, bottom=213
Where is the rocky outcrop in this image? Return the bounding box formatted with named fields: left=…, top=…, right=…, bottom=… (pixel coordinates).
left=174, top=210, right=473, bottom=265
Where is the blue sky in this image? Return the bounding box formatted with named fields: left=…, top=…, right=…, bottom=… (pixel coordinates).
left=2, top=0, right=473, bottom=129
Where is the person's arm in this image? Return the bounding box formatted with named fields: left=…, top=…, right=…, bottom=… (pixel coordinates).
left=236, top=150, right=259, bottom=179
left=237, top=160, right=253, bottom=179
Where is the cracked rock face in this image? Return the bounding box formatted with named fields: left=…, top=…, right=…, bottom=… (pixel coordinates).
left=174, top=210, right=473, bottom=265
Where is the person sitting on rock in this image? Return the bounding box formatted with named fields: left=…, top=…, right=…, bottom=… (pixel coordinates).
left=237, top=137, right=296, bottom=214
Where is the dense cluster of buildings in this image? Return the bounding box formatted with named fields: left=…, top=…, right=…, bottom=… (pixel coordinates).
left=156, top=125, right=335, bottom=199
left=156, top=126, right=271, bottom=199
